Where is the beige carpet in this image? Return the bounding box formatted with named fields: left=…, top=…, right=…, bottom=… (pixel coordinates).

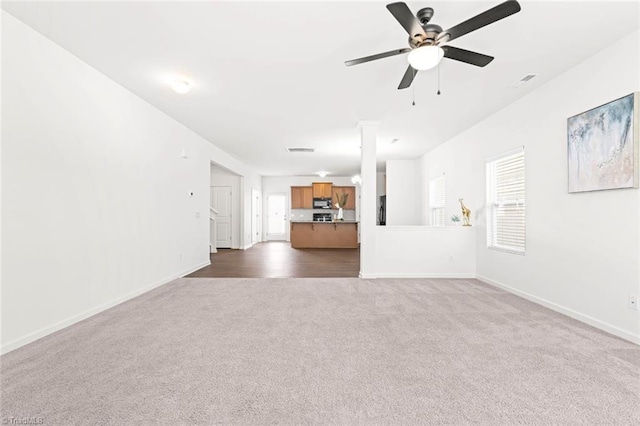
left=1, top=278, right=639, bottom=425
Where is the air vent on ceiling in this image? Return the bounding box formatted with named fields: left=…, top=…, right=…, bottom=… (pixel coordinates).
left=286, top=147, right=315, bottom=153
left=509, top=73, right=539, bottom=88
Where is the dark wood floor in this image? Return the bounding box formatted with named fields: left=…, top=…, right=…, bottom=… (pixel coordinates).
left=187, top=242, right=360, bottom=278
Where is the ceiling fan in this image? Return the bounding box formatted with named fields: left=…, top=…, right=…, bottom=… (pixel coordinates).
left=345, top=1, right=521, bottom=89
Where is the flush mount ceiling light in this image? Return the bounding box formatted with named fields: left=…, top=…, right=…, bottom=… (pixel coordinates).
left=317, top=171, right=328, bottom=178
left=407, top=46, right=444, bottom=71
left=171, top=79, right=191, bottom=94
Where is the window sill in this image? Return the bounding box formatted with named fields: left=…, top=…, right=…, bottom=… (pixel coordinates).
left=487, top=246, right=525, bottom=256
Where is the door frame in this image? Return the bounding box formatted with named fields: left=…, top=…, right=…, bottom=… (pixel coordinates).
left=251, top=188, right=261, bottom=245
left=211, top=161, right=245, bottom=250
left=265, top=192, right=288, bottom=241
left=211, top=185, right=232, bottom=249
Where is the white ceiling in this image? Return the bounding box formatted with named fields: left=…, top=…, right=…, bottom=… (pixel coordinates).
left=3, top=1, right=639, bottom=176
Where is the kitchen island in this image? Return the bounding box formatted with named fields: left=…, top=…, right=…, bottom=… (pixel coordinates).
left=290, top=221, right=358, bottom=249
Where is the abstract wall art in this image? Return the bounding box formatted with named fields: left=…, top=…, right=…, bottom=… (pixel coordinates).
left=567, top=92, right=639, bottom=193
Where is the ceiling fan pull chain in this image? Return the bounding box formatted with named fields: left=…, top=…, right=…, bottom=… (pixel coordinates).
left=412, top=68, right=416, bottom=106
left=437, top=61, right=441, bottom=95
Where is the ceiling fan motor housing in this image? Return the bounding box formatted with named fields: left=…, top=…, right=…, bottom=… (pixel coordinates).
left=409, top=22, right=443, bottom=48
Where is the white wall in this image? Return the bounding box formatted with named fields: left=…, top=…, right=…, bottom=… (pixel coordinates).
left=242, top=176, right=262, bottom=249
left=211, top=164, right=241, bottom=249
left=261, top=176, right=359, bottom=241
left=0, top=8, right=4, bottom=355
left=421, top=30, right=640, bottom=343
left=1, top=13, right=261, bottom=353
left=386, top=159, right=422, bottom=225
left=375, top=227, right=476, bottom=278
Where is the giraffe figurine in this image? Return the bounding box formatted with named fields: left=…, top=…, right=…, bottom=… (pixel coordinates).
left=459, top=198, right=471, bottom=226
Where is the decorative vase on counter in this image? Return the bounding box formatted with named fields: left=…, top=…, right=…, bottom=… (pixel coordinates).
left=337, top=208, right=344, bottom=221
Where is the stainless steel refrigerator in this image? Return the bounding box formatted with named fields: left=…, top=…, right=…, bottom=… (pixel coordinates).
left=378, top=195, right=386, bottom=226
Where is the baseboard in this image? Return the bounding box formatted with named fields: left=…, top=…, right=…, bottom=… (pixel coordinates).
left=0, top=260, right=211, bottom=355
left=359, top=272, right=377, bottom=279
left=375, top=272, right=476, bottom=279
left=360, top=272, right=475, bottom=279
left=476, top=275, right=640, bottom=346
left=242, top=243, right=254, bottom=251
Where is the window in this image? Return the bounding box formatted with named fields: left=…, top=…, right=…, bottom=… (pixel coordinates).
left=429, top=176, right=445, bottom=227
left=486, top=148, right=525, bottom=254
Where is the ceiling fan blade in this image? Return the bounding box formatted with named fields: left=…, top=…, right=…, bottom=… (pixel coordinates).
left=345, top=48, right=411, bottom=67
left=437, top=0, right=521, bottom=43
left=398, top=66, right=417, bottom=90
left=386, top=2, right=426, bottom=38
left=442, top=46, right=494, bottom=67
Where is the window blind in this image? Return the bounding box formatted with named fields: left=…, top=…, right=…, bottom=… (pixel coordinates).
left=429, top=176, right=445, bottom=227
left=486, top=148, right=525, bottom=254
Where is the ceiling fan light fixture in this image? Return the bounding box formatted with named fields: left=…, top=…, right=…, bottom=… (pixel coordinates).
left=407, top=45, right=444, bottom=71
left=171, top=79, right=191, bottom=94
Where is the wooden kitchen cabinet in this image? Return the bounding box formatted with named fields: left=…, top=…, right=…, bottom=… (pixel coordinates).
left=332, top=186, right=356, bottom=210
left=312, top=182, right=333, bottom=198
left=290, top=222, right=358, bottom=248
left=302, top=187, right=312, bottom=208
left=291, top=187, right=303, bottom=209
left=291, top=186, right=312, bottom=209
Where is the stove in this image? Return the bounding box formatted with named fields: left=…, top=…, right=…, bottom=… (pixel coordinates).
left=313, top=213, right=333, bottom=222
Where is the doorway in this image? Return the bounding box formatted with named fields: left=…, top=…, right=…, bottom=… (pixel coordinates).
left=266, top=193, right=287, bottom=241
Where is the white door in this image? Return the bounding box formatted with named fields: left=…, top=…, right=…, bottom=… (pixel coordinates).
left=251, top=189, right=261, bottom=244
left=211, top=186, right=232, bottom=248
left=266, top=193, right=287, bottom=240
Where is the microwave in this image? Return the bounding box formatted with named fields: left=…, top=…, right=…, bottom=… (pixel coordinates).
left=313, top=198, right=332, bottom=209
